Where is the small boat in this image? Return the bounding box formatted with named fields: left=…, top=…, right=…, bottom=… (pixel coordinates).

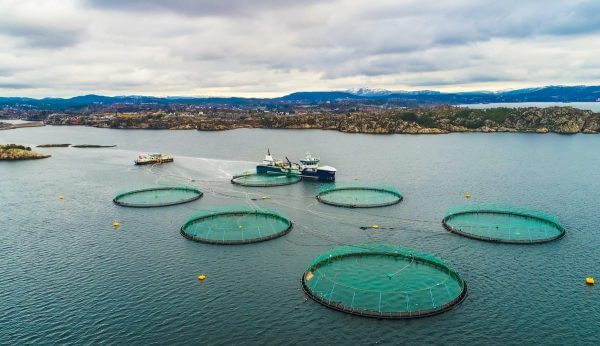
left=134, top=153, right=174, bottom=165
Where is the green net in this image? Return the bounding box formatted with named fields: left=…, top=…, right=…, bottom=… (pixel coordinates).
left=113, top=185, right=203, bottom=207
left=316, top=182, right=403, bottom=208
left=302, top=244, right=467, bottom=319
left=231, top=172, right=301, bottom=187
left=180, top=206, right=293, bottom=244
left=443, top=204, right=566, bottom=243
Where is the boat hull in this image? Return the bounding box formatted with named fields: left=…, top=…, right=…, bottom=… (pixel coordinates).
left=256, top=165, right=296, bottom=175
left=301, top=168, right=336, bottom=182
left=135, top=158, right=174, bottom=165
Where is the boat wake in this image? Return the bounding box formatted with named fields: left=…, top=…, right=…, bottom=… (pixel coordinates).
left=172, top=155, right=255, bottom=179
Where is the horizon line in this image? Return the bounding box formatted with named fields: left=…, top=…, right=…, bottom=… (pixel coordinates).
left=1, top=84, right=599, bottom=100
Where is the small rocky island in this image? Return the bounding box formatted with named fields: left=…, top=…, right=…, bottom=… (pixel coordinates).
left=41, top=106, right=600, bottom=134
left=71, top=144, right=116, bottom=148
left=0, top=144, right=51, bottom=160
left=37, top=144, right=71, bottom=148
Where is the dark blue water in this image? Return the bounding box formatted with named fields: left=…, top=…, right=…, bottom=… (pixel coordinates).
left=1, top=126, right=598, bottom=345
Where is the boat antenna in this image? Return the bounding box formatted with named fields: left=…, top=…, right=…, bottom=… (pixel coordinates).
left=268, top=148, right=271, bottom=156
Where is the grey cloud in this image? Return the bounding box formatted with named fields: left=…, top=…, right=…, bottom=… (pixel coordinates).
left=0, top=82, right=36, bottom=89
left=86, top=0, right=325, bottom=16
left=0, top=1, right=84, bottom=50
left=0, top=24, right=82, bottom=48
left=405, top=75, right=513, bottom=87
left=1, top=0, right=600, bottom=97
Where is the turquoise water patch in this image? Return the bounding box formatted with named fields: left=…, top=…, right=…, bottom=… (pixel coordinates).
left=444, top=205, right=565, bottom=243
left=303, top=245, right=466, bottom=318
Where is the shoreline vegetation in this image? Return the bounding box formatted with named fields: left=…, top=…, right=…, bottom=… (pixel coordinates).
left=37, top=106, right=600, bottom=134
left=0, top=144, right=50, bottom=160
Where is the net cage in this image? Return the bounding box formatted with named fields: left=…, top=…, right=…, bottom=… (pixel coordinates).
left=113, top=184, right=203, bottom=207
left=316, top=182, right=403, bottom=208
left=442, top=204, right=566, bottom=244
left=302, top=244, right=467, bottom=319
left=231, top=171, right=302, bottom=187
left=180, top=206, right=293, bottom=244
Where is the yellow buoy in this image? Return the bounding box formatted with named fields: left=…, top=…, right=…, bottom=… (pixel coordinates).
left=260, top=196, right=270, bottom=200
left=113, top=220, right=120, bottom=228
left=305, top=271, right=314, bottom=281
left=197, top=274, right=206, bottom=281
left=465, top=192, right=472, bottom=199
left=372, top=225, right=380, bottom=229
left=58, top=195, right=64, bottom=200
left=586, top=277, right=595, bottom=285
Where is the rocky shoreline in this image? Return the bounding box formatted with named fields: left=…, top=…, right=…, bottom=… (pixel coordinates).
left=41, top=106, right=600, bottom=134
left=0, top=144, right=51, bottom=160
left=0, top=121, right=45, bottom=130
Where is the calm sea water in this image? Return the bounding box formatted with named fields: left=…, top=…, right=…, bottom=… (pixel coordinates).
left=1, top=126, right=599, bottom=345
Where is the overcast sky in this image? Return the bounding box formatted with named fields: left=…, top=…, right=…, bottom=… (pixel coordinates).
left=1, top=0, right=599, bottom=97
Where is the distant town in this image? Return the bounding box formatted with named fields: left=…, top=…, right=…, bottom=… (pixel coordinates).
left=1, top=86, right=599, bottom=134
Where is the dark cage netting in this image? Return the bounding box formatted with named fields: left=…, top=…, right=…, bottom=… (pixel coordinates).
left=316, top=183, right=403, bottom=208
left=113, top=185, right=203, bottom=207
left=442, top=204, right=566, bottom=244
left=180, top=206, right=293, bottom=244
left=231, top=171, right=301, bottom=187
left=302, top=244, right=467, bottom=319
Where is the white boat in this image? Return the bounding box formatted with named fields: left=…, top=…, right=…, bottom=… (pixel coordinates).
left=134, top=153, right=174, bottom=165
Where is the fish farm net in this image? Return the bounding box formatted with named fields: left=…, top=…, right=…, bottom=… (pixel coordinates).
left=231, top=172, right=301, bottom=187
left=180, top=206, right=292, bottom=244
left=316, top=183, right=403, bottom=208
left=113, top=185, right=203, bottom=207
left=442, top=204, right=566, bottom=244
left=302, top=244, right=467, bottom=319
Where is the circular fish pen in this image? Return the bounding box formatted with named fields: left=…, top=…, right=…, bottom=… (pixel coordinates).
left=316, top=183, right=403, bottom=208
left=180, top=206, right=292, bottom=244
left=302, top=244, right=467, bottom=319
left=113, top=185, right=203, bottom=207
left=231, top=172, right=301, bottom=187
left=442, top=204, right=566, bottom=244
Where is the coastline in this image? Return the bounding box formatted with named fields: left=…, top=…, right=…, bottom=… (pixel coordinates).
left=0, top=121, right=45, bottom=131
left=36, top=106, right=600, bottom=135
